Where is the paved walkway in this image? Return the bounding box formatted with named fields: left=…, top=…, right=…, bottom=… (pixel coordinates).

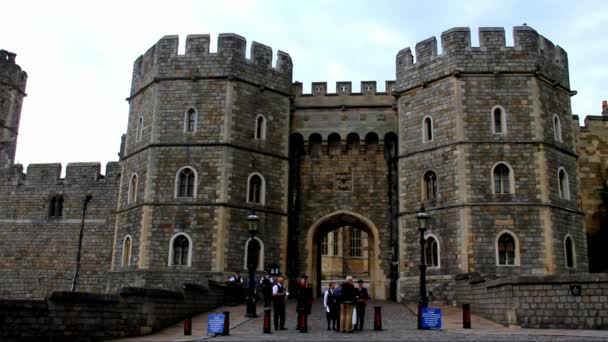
left=114, top=301, right=608, bottom=341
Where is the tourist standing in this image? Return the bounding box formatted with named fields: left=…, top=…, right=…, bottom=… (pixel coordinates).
left=226, top=271, right=245, bottom=303
left=323, top=282, right=339, bottom=330
left=354, top=279, right=370, bottom=331
left=339, top=275, right=356, bottom=333
left=272, top=277, right=288, bottom=330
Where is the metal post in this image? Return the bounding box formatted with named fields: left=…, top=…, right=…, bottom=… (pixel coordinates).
left=70, top=194, right=92, bottom=292
left=463, top=304, right=471, bottom=329
left=246, top=230, right=257, bottom=318
left=263, top=308, right=272, bottom=334
left=374, top=306, right=382, bottom=331
left=417, top=226, right=428, bottom=329
left=184, top=316, right=192, bottom=335
left=222, top=311, right=230, bottom=336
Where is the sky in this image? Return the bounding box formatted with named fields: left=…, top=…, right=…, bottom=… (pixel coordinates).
left=2, top=0, right=607, bottom=174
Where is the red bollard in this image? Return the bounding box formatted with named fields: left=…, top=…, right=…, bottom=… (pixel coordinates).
left=184, top=316, right=192, bottom=336
left=222, top=311, right=230, bottom=336
left=374, top=306, right=382, bottom=331
left=463, top=304, right=471, bottom=329
left=299, top=312, right=308, bottom=333
left=263, top=309, right=272, bottom=334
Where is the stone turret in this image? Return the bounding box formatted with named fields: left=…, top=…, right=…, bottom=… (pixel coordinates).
left=0, top=50, right=27, bottom=169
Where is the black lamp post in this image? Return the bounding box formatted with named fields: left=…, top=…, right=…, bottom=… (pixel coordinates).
left=416, top=204, right=430, bottom=329
left=246, top=210, right=259, bottom=318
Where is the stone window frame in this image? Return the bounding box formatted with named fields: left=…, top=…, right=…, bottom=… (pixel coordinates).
left=122, top=235, right=132, bottom=267
left=243, top=236, right=264, bottom=271
left=564, top=234, right=576, bottom=269
left=183, top=107, right=198, bottom=133
left=424, top=233, right=440, bottom=269
left=174, top=166, right=198, bottom=199
left=421, top=169, right=438, bottom=202
left=421, top=115, right=434, bottom=143
left=495, top=230, right=520, bottom=267
left=553, top=114, right=563, bottom=143
left=48, top=195, right=64, bottom=218
left=136, top=116, right=143, bottom=142
left=254, top=114, right=267, bottom=140
left=491, top=161, right=515, bottom=195
left=168, top=232, right=193, bottom=267
left=127, top=173, right=138, bottom=204
left=491, top=105, right=507, bottom=135
left=246, top=172, right=266, bottom=205
left=557, top=167, right=570, bottom=200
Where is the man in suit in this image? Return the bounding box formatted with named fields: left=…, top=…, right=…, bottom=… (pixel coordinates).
left=354, top=279, right=370, bottom=331
left=272, top=277, right=288, bottom=331
left=259, top=271, right=274, bottom=307
left=323, top=282, right=339, bottom=331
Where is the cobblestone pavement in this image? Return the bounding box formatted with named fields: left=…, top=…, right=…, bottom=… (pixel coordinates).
left=115, top=300, right=608, bottom=341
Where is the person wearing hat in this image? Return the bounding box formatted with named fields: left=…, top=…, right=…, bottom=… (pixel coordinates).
left=259, top=270, right=274, bottom=307
left=296, top=274, right=313, bottom=331
left=354, top=279, right=370, bottom=331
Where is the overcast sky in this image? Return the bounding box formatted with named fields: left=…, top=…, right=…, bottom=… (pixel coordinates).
left=2, top=0, right=607, bottom=174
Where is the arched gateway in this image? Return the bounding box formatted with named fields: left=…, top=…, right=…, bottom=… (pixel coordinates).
left=305, top=210, right=387, bottom=300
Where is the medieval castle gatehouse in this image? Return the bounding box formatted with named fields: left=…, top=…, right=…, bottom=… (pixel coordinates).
left=1, top=26, right=606, bottom=302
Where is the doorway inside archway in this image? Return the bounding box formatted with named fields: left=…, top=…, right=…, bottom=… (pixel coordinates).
left=307, top=211, right=385, bottom=299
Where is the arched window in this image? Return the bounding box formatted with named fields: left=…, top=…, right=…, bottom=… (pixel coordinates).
left=309, top=133, right=322, bottom=156
left=169, top=233, right=192, bottom=266
left=255, top=114, right=266, bottom=140
left=496, top=231, right=518, bottom=266
left=492, top=162, right=513, bottom=194
left=553, top=115, right=562, bottom=142
left=422, top=116, right=433, bottom=142
left=128, top=174, right=138, bottom=204
left=243, top=237, right=264, bottom=270
left=122, top=235, right=132, bottom=267
left=175, top=167, right=197, bottom=198
left=136, top=117, right=143, bottom=142
left=184, top=108, right=197, bottom=133
left=491, top=106, right=506, bottom=134
left=350, top=227, right=361, bottom=257
left=424, top=235, right=439, bottom=268
left=558, top=168, right=570, bottom=200
left=328, top=133, right=341, bottom=155
left=247, top=173, right=265, bottom=205
left=346, top=133, right=360, bottom=154
left=49, top=196, right=64, bottom=218
left=564, top=235, right=575, bottom=268
left=423, top=170, right=437, bottom=201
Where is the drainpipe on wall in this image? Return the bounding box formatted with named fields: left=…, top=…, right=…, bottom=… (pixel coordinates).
left=71, top=194, right=93, bottom=292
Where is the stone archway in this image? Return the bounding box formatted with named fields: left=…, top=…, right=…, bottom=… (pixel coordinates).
left=305, top=210, right=386, bottom=300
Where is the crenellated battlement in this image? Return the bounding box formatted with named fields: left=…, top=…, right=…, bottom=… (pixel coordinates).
left=130, top=34, right=292, bottom=96
left=19, top=162, right=120, bottom=185
left=395, top=26, right=570, bottom=91
left=0, top=50, right=28, bottom=92
left=294, top=80, right=396, bottom=96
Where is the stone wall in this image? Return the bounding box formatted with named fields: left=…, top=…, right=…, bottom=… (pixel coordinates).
left=454, top=273, right=608, bottom=329
left=0, top=283, right=225, bottom=341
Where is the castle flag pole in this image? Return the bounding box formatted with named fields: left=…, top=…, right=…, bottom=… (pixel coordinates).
left=71, top=194, right=92, bottom=291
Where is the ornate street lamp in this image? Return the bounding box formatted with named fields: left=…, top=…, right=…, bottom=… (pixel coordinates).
left=416, top=204, right=430, bottom=329
left=246, top=210, right=260, bottom=318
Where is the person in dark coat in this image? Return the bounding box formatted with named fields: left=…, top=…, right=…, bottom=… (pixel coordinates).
left=296, top=275, right=313, bottom=331
left=272, top=277, right=288, bottom=330
left=339, top=275, right=357, bottom=333
left=354, top=279, right=370, bottom=331
left=259, top=271, right=274, bottom=307
left=323, top=282, right=339, bottom=331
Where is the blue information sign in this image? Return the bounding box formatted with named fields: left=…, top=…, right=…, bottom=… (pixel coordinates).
left=421, top=307, right=442, bottom=329
left=207, top=313, right=225, bottom=334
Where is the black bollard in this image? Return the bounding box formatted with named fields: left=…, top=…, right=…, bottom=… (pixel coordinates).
left=184, top=316, right=192, bottom=335
left=373, top=306, right=382, bottom=331
left=222, top=311, right=230, bottom=336
left=263, top=309, right=272, bottom=334
left=463, top=304, right=471, bottom=329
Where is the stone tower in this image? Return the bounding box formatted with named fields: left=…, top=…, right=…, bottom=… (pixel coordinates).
left=395, top=26, right=586, bottom=301
left=110, top=34, right=292, bottom=288
left=0, top=50, right=27, bottom=169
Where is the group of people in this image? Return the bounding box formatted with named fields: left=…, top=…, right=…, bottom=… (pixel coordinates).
left=323, top=275, right=370, bottom=333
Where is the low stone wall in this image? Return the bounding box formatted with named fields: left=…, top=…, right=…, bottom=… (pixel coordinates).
left=454, top=273, right=608, bottom=329
left=399, top=274, right=456, bottom=304
left=0, top=281, right=225, bottom=341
